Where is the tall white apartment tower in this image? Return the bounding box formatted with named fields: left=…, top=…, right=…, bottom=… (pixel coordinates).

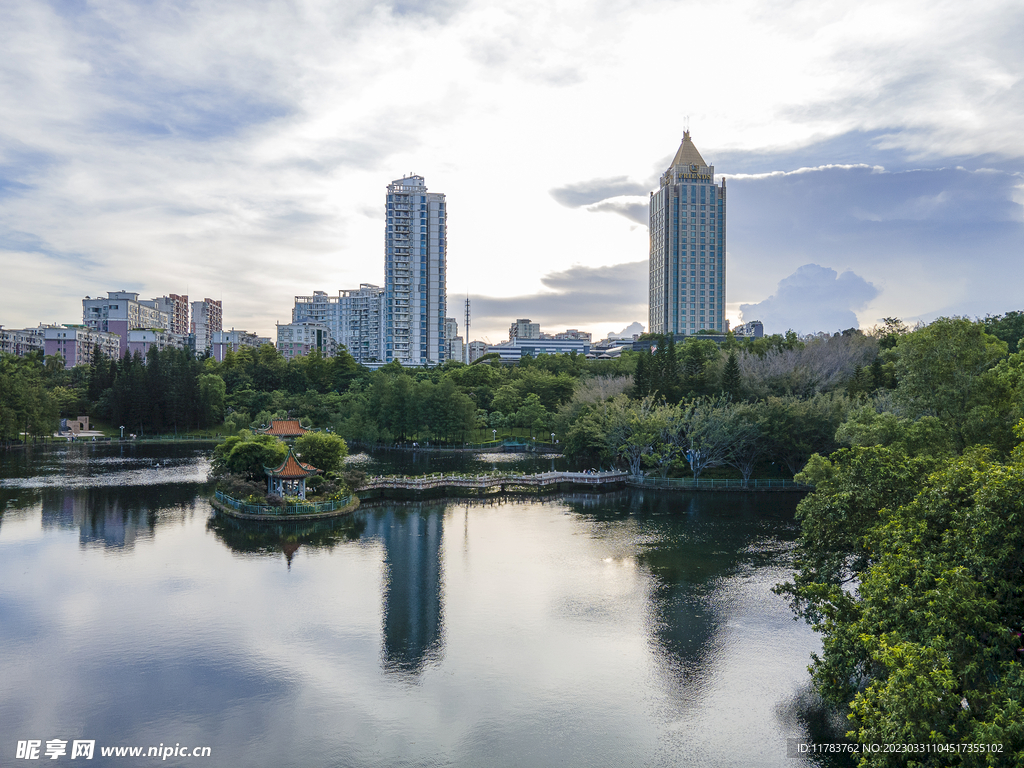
left=384, top=175, right=447, bottom=366
left=649, top=131, right=726, bottom=335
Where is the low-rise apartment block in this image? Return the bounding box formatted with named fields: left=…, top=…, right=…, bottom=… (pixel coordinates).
left=552, top=329, right=592, bottom=341
left=211, top=329, right=270, bottom=362
left=509, top=318, right=541, bottom=340
left=733, top=320, right=764, bottom=339
left=43, top=325, right=121, bottom=367
left=468, top=340, right=488, bottom=363
left=126, top=329, right=185, bottom=358
left=276, top=321, right=337, bottom=361
left=0, top=326, right=44, bottom=357
left=83, top=291, right=169, bottom=358
left=487, top=337, right=590, bottom=362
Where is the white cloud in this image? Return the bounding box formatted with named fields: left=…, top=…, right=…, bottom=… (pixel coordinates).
left=739, top=264, right=879, bottom=335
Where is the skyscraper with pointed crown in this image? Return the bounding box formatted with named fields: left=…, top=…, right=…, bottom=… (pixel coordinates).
left=649, top=131, right=726, bottom=335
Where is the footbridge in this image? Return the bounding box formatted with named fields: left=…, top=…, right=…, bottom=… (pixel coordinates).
left=357, top=470, right=628, bottom=498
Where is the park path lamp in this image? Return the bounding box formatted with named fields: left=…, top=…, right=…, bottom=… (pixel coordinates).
left=119, top=425, right=124, bottom=440
left=550, top=432, right=555, bottom=444
left=492, top=429, right=497, bottom=442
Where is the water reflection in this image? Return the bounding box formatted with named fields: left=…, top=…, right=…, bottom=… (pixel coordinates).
left=1, top=446, right=850, bottom=767
left=362, top=504, right=445, bottom=676
left=346, top=448, right=578, bottom=476
left=38, top=485, right=206, bottom=549
left=207, top=513, right=366, bottom=566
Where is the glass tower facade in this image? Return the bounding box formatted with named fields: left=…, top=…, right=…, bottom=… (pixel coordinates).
left=649, top=132, right=726, bottom=335
left=384, top=175, right=447, bottom=365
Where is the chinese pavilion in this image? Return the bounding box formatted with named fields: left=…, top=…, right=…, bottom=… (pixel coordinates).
left=256, top=420, right=310, bottom=438
left=264, top=448, right=320, bottom=499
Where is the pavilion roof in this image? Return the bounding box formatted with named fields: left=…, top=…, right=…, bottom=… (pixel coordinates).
left=256, top=419, right=310, bottom=437
left=264, top=448, right=320, bottom=479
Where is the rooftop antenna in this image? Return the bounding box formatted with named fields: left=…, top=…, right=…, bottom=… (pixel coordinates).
left=684, top=115, right=690, bottom=133
left=464, top=294, right=471, bottom=364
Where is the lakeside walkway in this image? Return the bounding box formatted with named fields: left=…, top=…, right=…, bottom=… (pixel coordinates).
left=356, top=471, right=809, bottom=498
left=358, top=470, right=627, bottom=496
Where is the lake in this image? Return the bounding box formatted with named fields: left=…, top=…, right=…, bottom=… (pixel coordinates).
left=0, top=443, right=849, bottom=767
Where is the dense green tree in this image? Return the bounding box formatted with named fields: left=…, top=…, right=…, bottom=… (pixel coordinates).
left=722, top=400, right=766, bottom=486
left=490, top=384, right=522, bottom=417
left=422, top=377, right=478, bottom=440
left=511, top=392, right=549, bottom=434
left=651, top=334, right=681, bottom=401
left=870, top=317, right=910, bottom=350
left=604, top=395, right=665, bottom=475
left=198, top=374, right=226, bottom=427
left=983, top=310, right=1024, bottom=352
left=836, top=407, right=953, bottom=458
left=678, top=338, right=719, bottom=398
left=0, top=354, right=58, bottom=440
left=633, top=349, right=653, bottom=397
left=893, top=317, right=1009, bottom=452
left=720, top=352, right=742, bottom=399
left=293, top=431, right=349, bottom=473
left=563, top=406, right=609, bottom=464
left=677, top=396, right=736, bottom=479
left=783, top=444, right=1024, bottom=762
left=212, top=430, right=289, bottom=481
left=758, top=393, right=850, bottom=475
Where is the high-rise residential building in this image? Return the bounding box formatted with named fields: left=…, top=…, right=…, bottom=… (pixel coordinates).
left=83, top=291, right=169, bottom=358
left=509, top=318, right=540, bottom=341
left=154, top=294, right=190, bottom=336
left=384, top=175, right=447, bottom=366
left=649, top=131, right=726, bottom=335
left=292, top=285, right=386, bottom=364
left=190, top=298, right=222, bottom=355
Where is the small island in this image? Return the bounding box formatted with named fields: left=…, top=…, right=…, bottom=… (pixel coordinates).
left=210, top=422, right=359, bottom=520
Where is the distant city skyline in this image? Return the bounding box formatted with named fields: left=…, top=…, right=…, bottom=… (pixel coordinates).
left=1, top=1, right=1022, bottom=342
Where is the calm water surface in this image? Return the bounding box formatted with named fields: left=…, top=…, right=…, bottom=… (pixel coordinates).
left=0, top=443, right=848, bottom=767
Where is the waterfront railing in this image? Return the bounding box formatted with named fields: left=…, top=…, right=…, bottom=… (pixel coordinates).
left=360, top=470, right=626, bottom=491
left=626, top=476, right=810, bottom=491
left=214, top=490, right=352, bottom=517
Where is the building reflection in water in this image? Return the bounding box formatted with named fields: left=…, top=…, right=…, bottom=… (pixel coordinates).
left=562, top=491, right=748, bottom=687
left=361, top=503, right=445, bottom=676
left=38, top=484, right=202, bottom=550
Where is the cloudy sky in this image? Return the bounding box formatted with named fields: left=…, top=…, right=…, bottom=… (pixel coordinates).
left=1, top=0, right=1022, bottom=343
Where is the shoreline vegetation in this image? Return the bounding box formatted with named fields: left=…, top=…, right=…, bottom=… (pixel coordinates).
left=4, top=311, right=1024, bottom=758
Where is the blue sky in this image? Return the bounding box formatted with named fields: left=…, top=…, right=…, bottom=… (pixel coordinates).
left=1, top=0, right=1021, bottom=342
